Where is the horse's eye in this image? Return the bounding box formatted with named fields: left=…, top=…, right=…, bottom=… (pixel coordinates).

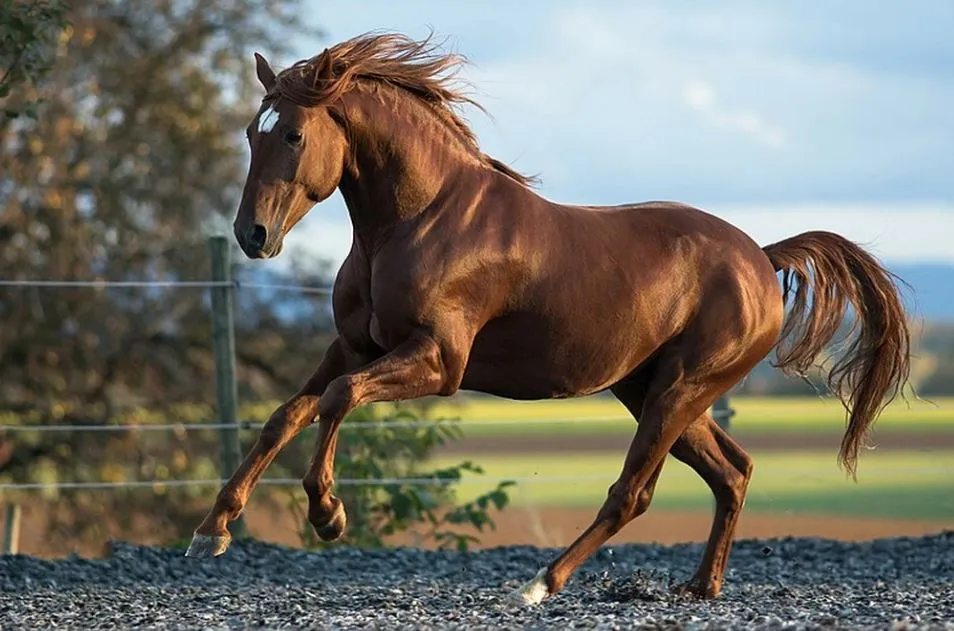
left=284, top=130, right=303, bottom=145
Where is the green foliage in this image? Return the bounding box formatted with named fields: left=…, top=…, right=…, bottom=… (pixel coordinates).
left=0, top=0, right=516, bottom=557
left=286, top=405, right=515, bottom=552
left=0, top=0, right=330, bottom=553
left=0, top=0, right=70, bottom=119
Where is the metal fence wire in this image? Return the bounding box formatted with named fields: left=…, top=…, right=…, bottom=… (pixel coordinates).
left=0, top=237, right=742, bottom=551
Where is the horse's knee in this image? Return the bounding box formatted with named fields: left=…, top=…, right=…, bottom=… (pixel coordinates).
left=317, top=375, right=357, bottom=421
left=259, top=396, right=318, bottom=449
left=258, top=412, right=286, bottom=450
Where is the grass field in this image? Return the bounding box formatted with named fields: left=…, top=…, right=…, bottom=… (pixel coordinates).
left=426, top=450, right=954, bottom=521
left=385, top=395, right=954, bottom=438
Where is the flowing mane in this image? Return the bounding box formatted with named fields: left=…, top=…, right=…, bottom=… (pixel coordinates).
left=269, top=31, right=537, bottom=187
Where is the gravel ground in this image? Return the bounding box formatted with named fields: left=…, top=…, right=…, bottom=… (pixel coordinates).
left=2, top=532, right=953, bottom=630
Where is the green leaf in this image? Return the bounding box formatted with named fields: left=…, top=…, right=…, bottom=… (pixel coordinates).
left=490, top=489, right=510, bottom=510
left=389, top=491, right=415, bottom=520
left=284, top=396, right=517, bottom=551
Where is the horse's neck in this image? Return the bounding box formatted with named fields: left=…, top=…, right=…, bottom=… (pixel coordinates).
left=336, top=87, right=486, bottom=249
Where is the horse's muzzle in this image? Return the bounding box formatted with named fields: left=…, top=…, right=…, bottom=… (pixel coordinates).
left=235, top=222, right=283, bottom=259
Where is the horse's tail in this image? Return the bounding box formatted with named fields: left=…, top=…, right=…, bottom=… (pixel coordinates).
left=762, top=231, right=912, bottom=478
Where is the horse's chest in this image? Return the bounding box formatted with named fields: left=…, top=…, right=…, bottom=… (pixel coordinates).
left=366, top=309, right=417, bottom=351
left=368, top=313, right=389, bottom=350
left=365, top=270, right=438, bottom=350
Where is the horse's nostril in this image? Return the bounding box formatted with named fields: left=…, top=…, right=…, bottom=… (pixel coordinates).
left=249, top=224, right=268, bottom=250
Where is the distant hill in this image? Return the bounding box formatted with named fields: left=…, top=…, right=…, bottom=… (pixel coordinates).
left=889, top=263, right=954, bottom=322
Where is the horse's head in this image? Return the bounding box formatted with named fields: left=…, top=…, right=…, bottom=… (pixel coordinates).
left=234, top=53, right=346, bottom=259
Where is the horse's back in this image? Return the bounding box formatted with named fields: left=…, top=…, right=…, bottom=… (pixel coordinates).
left=565, top=200, right=764, bottom=255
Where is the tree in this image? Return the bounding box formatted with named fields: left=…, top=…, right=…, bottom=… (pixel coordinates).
left=0, top=0, right=331, bottom=548
left=0, top=4, right=512, bottom=556
left=0, top=0, right=70, bottom=119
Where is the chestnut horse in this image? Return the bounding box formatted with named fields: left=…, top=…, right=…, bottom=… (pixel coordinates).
left=186, top=33, right=911, bottom=604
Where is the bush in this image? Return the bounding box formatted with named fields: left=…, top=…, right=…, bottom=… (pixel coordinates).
left=285, top=404, right=516, bottom=551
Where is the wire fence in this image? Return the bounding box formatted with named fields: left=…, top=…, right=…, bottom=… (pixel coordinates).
left=0, top=414, right=632, bottom=434
left=0, top=268, right=649, bottom=494
left=2, top=252, right=949, bottom=552
left=0, top=474, right=620, bottom=492
left=0, top=413, right=643, bottom=491
left=0, top=278, right=332, bottom=294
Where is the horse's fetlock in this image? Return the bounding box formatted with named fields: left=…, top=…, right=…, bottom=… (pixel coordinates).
left=216, top=488, right=244, bottom=519
left=301, top=477, right=322, bottom=501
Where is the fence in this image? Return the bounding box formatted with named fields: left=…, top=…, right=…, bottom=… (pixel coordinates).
left=0, top=235, right=739, bottom=554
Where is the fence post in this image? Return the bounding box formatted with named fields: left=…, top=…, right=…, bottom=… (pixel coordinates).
left=2, top=504, right=21, bottom=555
left=712, top=396, right=735, bottom=432
left=208, top=236, right=247, bottom=539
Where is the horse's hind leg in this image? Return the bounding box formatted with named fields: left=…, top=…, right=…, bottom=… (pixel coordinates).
left=605, top=377, right=753, bottom=598
left=509, top=351, right=739, bottom=606
left=668, top=413, right=753, bottom=598
left=592, top=378, right=666, bottom=533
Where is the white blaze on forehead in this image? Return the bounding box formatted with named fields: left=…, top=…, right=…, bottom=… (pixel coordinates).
left=257, top=104, right=280, bottom=133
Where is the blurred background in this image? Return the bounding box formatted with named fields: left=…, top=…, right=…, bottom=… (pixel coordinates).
left=1, top=1, right=951, bottom=558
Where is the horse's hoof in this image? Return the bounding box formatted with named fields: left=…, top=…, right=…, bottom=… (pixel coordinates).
left=505, top=568, right=551, bottom=607
left=315, top=501, right=347, bottom=542
left=184, top=532, right=231, bottom=558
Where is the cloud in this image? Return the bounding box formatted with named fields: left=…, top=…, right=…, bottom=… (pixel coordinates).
left=710, top=202, right=954, bottom=264
left=682, top=79, right=787, bottom=148
left=267, top=1, right=954, bottom=268
left=683, top=80, right=716, bottom=110
left=450, top=4, right=954, bottom=205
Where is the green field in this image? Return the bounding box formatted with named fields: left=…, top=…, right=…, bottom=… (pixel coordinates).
left=382, top=395, right=954, bottom=438
left=427, top=450, right=954, bottom=521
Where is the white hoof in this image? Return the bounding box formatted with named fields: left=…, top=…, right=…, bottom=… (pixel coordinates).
left=184, top=532, right=231, bottom=558
left=507, top=567, right=551, bottom=607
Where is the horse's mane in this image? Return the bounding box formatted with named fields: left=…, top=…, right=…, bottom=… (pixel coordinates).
left=268, top=31, right=537, bottom=188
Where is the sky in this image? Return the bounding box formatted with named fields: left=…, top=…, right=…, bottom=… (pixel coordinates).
left=261, top=1, right=954, bottom=268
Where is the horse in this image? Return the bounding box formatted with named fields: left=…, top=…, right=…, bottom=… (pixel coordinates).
left=185, top=32, right=911, bottom=605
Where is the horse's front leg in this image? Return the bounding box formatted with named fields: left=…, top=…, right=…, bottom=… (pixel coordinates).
left=301, top=331, right=464, bottom=541
left=185, top=338, right=354, bottom=558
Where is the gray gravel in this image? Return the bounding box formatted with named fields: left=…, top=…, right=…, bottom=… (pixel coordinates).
left=2, top=532, right=953, bottom=630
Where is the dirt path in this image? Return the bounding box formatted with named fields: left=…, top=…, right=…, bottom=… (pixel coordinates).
left=453, top=507, right=951, bottom=549
left=11, top=498, right=949, bottom=559
left=437, top=431, right=954, bottom=455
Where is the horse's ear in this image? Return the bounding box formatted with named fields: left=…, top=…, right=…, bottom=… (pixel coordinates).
left=254, top=52, right=277, bottom=91
left=312, top=48, right=334, bottom=85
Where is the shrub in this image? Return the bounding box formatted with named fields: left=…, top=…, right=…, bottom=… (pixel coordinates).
left=285, top=404, right=515, bottom=551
